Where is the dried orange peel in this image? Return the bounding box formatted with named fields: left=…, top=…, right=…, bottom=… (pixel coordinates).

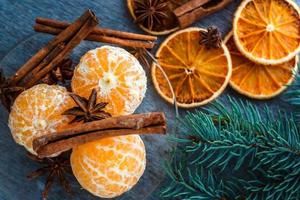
left=225, top=32, right=298, bottom=99
left=233, top=0, right=300, bottom=65
left=8, top=84, right=74, bottom=155
left=152, top=27, right=232, bottom=108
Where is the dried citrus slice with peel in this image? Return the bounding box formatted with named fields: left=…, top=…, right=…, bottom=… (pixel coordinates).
left=225, top=32, right=298, bottom=99
left=71, top=135, right=146, bottom=198
left=152, top=27, right=232, bottom=108
left=8, top=84, right=74, bottom=155
left=233, top=0, right=300, bottom=65
left=71, top=46, right=147, bottom=116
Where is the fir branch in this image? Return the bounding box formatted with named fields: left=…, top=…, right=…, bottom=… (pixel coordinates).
left=162, top=152, right=236, bottom=200
left=162, top=97, right=300, bottom=200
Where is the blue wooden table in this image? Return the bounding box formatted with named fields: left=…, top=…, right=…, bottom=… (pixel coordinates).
left=0, top=0, right=299, bottom=200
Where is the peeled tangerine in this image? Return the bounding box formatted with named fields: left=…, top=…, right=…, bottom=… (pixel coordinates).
left=71, top=45, right=147, bottom=116
left=71, top=135, right=146, bottom=198
left=8, top=84, right=74, bottom=155
left=70, top=46, right=147, bottom=198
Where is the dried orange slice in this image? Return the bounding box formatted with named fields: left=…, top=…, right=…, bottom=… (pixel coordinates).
left=71, top=135, right=146, bottom=198
left=71, top=46, right=147, bottom=116
left=233, top=0, right=300, bottom=65
left=152, top=27, right=232, bottom=108
left=8, top=84, right=74, bottom=155
left=225, top=32, right=298, bottom=99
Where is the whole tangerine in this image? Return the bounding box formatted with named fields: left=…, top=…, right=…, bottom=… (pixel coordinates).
left=71, top=45, right=147, bottom=116
left=70, top=135, right=146, bottom=198
left=8, top=84, right=74, bottom=155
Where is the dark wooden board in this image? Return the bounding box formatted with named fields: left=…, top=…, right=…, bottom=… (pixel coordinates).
left=0, top=0, right=299, bottom=200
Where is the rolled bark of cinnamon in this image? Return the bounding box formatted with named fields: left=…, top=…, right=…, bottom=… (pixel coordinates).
left=33, top=112, right=167, bottom=158
left=23, top=10, right=99, bottom=88
left=9, top=9, right=97, bottom=86
left=174, top=0, right=233, bottom=28
left=35, top=17, right=157, bottom=42
left=34, top=23, right=155, bottom=49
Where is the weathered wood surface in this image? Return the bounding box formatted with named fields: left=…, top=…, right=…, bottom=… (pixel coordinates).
left=0, top=0, right=299, bottom=199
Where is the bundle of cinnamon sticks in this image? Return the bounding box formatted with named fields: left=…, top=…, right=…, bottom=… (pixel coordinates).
left=34, top=17, right=156, bottom=49
left=9, top=9, right=99, bottom=89
left=33, top=112, right=167, bottom=158
left=6, top=9, right=157, bottom=91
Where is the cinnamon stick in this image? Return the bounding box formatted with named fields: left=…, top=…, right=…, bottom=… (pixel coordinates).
left=174, top=0, right=233, bottom=28
left=9, top=10, right=95, bottom=86
left=35, top=17, right=157, bottom=42
left=24, top=10, right=99, bottom=88
left=36, top=126, right=166, bottom=158
left=34, top=24, right=155, bottom=49
left=33, top=112, right=166, bottom=158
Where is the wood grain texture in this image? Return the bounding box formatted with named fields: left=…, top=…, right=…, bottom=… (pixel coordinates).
left=0, top=0, right=299, bottom=200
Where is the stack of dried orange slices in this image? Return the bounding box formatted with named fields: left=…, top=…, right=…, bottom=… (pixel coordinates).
left=152, top=0, right=300, bottom=105
left=226, top=0, right=300, bottom=99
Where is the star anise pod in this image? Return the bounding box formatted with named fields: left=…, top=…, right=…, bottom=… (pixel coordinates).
left=134, top=0, right=169, bottom=30
left=129, top=47, right=151, bottom=68
left=0, top=69, right=24, bottom=111
left=42, top=58, right=74, bottom=85
left=62, top=88, right=111, bottom=123
left=199, top=26, right=222, bottom=49
left=27, top=152, right=72, bottom=200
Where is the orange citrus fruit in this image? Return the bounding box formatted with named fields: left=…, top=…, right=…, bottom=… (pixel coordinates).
left=233, top=0, right=300, bottom=65
left=225, top=32, right=298, bottom=99
left=152, top=27, right=232, bottom=108
left=8, top=84, right=74, bottom=155
left=71, top=45, right=147, bottom=116
left=70, top=135, right=146, bottom=198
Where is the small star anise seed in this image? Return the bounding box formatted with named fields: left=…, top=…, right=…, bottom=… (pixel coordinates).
left=62, top=88, right=111, bottom=123
left=42, top=58, right=74, bottom=85
left=27, top=152, right=72, bottom=200
left=129, top=47, right=151, bottom=69
left=0, top=69, right=24, bottom=111
left=134, top=0, right=169, bottom=30
left=199, top=26, right=222, bottom=49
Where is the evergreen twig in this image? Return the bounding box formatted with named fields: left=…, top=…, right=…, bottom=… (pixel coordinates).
left=162, top=97, right=300, bottom=200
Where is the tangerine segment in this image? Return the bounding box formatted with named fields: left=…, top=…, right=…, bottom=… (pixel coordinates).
left=71, top=135, right=146, bottom=198
left=225, top=32, right=298, bottom=99
left=233, top=0, right=300, bottom=65
left=71, top=46, right=147, bottom=116
left=152, top=27, right=232, bottom=108
left=8, top=84, right=74, bottom=155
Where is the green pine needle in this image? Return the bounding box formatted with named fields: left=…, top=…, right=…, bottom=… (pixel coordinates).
left=162, top=97, right=300, bottom=200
